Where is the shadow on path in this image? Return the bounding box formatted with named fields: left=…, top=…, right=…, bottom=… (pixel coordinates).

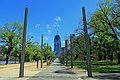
left=54, top=68, right=75, bottom=74
left=27, top=58, right=81, bottom=80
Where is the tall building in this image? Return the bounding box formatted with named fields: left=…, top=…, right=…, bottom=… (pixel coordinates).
left=54, top=33, right=61, bottom=57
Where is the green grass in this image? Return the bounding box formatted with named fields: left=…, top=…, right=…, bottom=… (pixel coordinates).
left=67, top=61, right=120, bottom=73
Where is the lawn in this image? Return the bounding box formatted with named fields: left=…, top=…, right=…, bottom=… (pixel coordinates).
left=67, top=61, right=120, bottom=73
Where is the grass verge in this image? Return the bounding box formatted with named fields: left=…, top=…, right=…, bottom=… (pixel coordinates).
left=67, top=60, right=120, bottom=73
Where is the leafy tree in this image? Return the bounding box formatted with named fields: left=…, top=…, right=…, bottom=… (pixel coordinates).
left=42, top=43, right=56, bottom=62
left=25, top=40, right=41, bottom=62
left=73, top=34, right=86, bottom=60
left=111, top=0, right=120, bottom=29
left=0, top=22, right=23, bottom=64
left=89, top=0, right=120, bottom=63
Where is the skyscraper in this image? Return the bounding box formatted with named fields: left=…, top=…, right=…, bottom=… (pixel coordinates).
left=54, top=33, right=61, bottom=57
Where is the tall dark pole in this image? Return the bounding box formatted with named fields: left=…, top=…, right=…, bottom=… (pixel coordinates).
left=19, top=7, right=28, bottom=77
left=82, top=7, right=92, bottom=77
left=70, top=34, right=75, bottom=68
left=41, top=34, right=43, bottom=68
left=47, top=43, right=49, bottom=66
left=65, top=40, right=68, bottom=66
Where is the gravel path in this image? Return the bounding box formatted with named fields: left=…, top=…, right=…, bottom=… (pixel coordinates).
left=28, top=58, right=82, bottom=80
left=0, top=62, right=47, bottom=80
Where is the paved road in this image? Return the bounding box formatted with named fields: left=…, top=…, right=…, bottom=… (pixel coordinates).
left=28, top=58, right=82, bottom=80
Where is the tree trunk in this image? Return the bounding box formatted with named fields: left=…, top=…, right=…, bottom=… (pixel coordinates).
left=6, top=37, right=13, bottom=65
left=19, top=53, right=21, bottom=63
left=98, top=54, right=102, bottom=61
left=14, top=57, right=17, bottom=64
left=84, top=56, right=86, bottom=61
left=41, top=59, right=43, bottom=68
left=110, top=53, right=113, bottom=61
left=103, top=54, right=107, bottom=60
left=62, top=57, right=65, bottom=65
left=47, top=59, right=49, bottom=66
left=65, top=58, right=68, bottom=66
left=6, top=54, right=9, bottom=64
left=74, top=54, right=78, bottom=61
left=37, top=60, right=39, bottom=68
left=44, top=57, right=47, bottom=63
left=118, top=53, right=120, bottom=64
left=6, top=47, right=12, bottom=64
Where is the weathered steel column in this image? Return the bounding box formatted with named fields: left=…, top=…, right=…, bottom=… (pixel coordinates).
left=19, top=7, right=28, bottom=77
left=41, top=34, right=43, bottom=68
left=65, top=40, right=68, bottom=66
left=70, top=34, right=75, bottom=68
left=82, top=7, right=92, bottom=77
left=47, top=43, right=49, bottom=66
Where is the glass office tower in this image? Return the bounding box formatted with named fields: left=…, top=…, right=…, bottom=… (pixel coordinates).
left=54, top=34, right=61, bottom=57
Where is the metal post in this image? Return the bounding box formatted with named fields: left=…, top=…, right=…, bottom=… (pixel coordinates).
left=65, top=40, right=68, bottom=66
left=47, top=43, right=49, bottom=66
left=82, top=7, right=92, bottom=77
left=70, top=34, right=75, bottom=68
left=19, top=7, right=28, bottom=77
left=41, top=34, right=43, bottom=68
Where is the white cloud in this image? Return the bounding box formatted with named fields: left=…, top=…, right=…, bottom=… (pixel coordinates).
left=45, top=24, right=52, bottom=34
left=48, top=30, right=51, bottom=33
left=46, top=24, right=52, bottom=30
left=43, top=36, right=49, bottom=41
left=52, top=25, right=56, bottom=27
left=48, top=30, right=51, bottom=34
left=54, top=16, right=61, bottom=22
left=35, top=24, right=41, bottom=29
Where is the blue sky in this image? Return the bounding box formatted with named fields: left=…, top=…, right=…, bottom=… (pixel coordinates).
left=0, top=0, right=99, bottom=49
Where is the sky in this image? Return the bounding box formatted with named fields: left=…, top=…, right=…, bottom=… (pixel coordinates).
left=0, top=0, right=99, bottom=49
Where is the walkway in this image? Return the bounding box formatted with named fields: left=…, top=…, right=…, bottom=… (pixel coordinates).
left=28, top=58, right=82, bottom=80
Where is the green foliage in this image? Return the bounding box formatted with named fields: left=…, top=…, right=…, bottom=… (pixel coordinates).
left=72, top=0, right=120, bottom=64
left=0, top=21, right=55, bottom=63
left=0, top=21, right=23, bottom=64
left=42, top=43, right=56, bottom=61
left=73, top=34, right=85, bottom=55
left=25, top=40, right=41, bottom=61
left=25, top=41, right=55, bottom=62
left=88, top=0, right=120, bottom=62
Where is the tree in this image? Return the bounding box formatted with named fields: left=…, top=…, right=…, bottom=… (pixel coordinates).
left=89, top=0, right=120, bottom=63
left=0, top=22, right=23, bottom=64
left=111, top=0, right=120, bottom=29
left=43, top=43, right=55, bottom=63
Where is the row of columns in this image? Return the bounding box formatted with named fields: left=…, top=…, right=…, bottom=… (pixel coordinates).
left=19, top=6, right=92, bottom=77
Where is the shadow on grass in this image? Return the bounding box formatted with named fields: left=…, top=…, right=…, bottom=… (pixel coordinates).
left=80, top=74, right=120, bottom=80
left=67, top=61, right=120, bottom=73
left=93, top=73, right=120, bottom=79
